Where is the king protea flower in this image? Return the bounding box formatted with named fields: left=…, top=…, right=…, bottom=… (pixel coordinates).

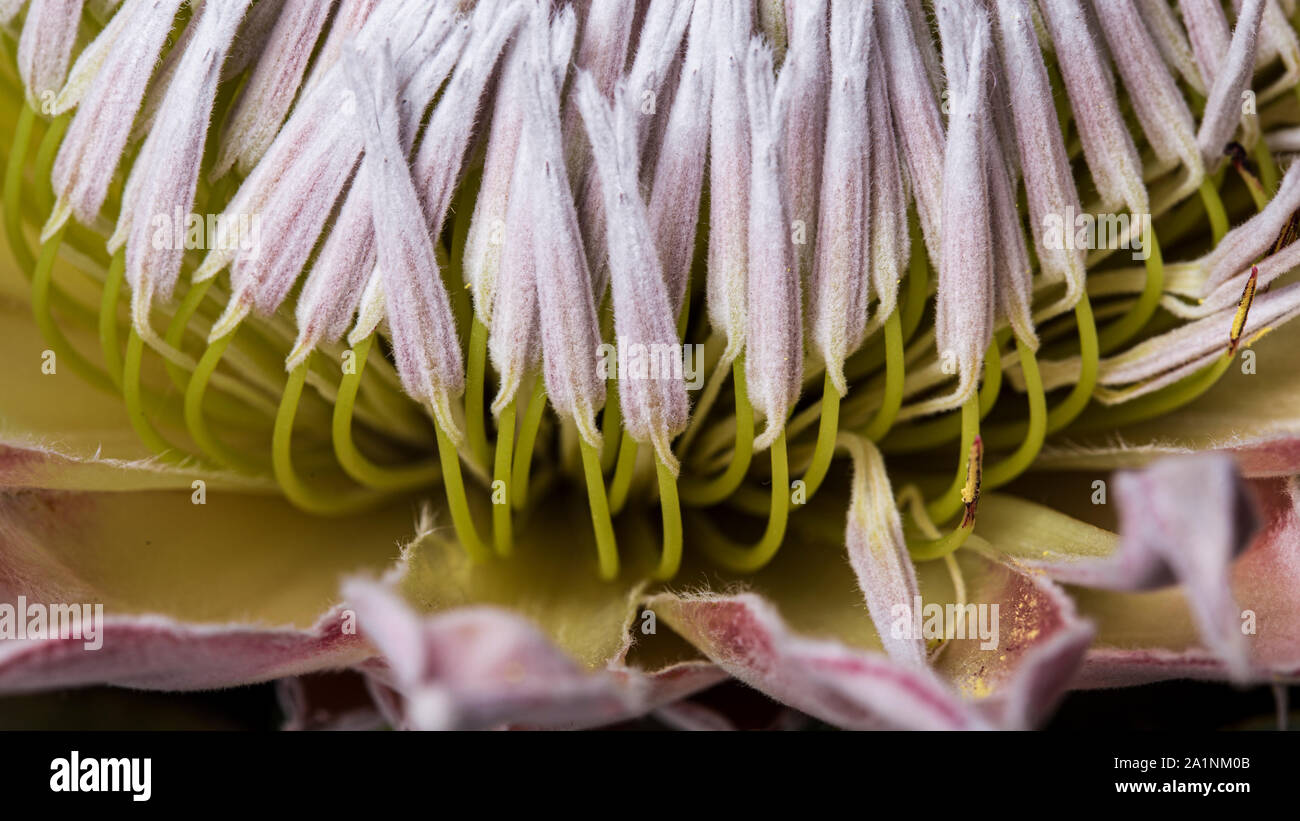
left=3, top=0, right=1300, bottom=731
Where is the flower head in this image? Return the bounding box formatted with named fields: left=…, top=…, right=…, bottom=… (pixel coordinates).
left=3, top=0, right=1300, bottom=732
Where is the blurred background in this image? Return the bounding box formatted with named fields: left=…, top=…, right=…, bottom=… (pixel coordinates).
left=0, top=676, right=1293, bottom=730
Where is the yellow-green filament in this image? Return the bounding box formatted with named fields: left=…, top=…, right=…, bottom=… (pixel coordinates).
left=799, top=371, right=841, bottom=503
left=845, top=209, right=930, bottom=386
left=675, top=337, right=730, bottom=459
left=679, top=358, right=753, bottom=506
left=1240, top=168, right=1269, bottom=212
left=492, top=401, right=515, bottom=558
left=1075, top=351, right=1236, bottom=432
left=123, top=327, right=193, bottom=464
left=979, top=342, right=1004, bottom=417
left=332, top=333, right=441, bottom=490
left=1199, top=176, right=1229, bottom=244
left=907, top=450, right=980, bottom=559
left=599, top=378, right=621, bottom=473
left=924, top=391, right=980, bottom=525
left=447, top=174, right=478, bottom=337
left=464, top=315, right=491, bottom=470
left=510, top=377, right=548, bottom=511
left=908, top=517, right=975, bottom=562
left=1045, top=292, right=1098, bottom=433
left=607, top=433, right=638, bottom=516
left=982, top=293, right=1098, bottom=450
left=3, top=103, right=35, bottom=274
left=1254, top=140, right=1279, bottom=194
left=1097, top=226, right=1164, bottom=354
left=6, top=107, right=93, bottom=326
left=901, top=224, right=930, bottom=344
left=693, top=431, right=790, bottom=573
left=273, top=355, right=386, bottom=516
left=160, top=280, right=278, bottom=428
left=99, top=249, right=125, bottom=388
left=652, top=458, right=683, bottom=580
left=32, top=112, right=68, bottom=218
left=31, top=226, right=114, bottom=392
left=578, top=436, right=621, bottom=580
left=432, top=417, right=492, bottom=562
left=881, top=339, right=1001, bottom=454
left=163, top=278, right=214, bottom=393
left=862, top=309, right=904, bottom=441
left=185, top=329, right=267, bottom=474
left=982, top=338, right=1045, bottom=491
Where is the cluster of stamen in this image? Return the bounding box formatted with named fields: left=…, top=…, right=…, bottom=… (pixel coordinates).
left=3, top=0, right=1296, bottom=584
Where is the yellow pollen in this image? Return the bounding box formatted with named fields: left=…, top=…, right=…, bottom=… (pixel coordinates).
left=1228, top=266, right=1258, bottom=356
left=959, top=436, right=983, bottom=529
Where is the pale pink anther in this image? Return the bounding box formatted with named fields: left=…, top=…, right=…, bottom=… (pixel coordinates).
left=705, top=0, right=752, bottom=366
left=780, top=0, right=828, bottom=302
left=214, top=0, right=333, bottom=179
left=577, top=75, right=688, bottom=466
left=17, top=0, right=85, bottom=109
left=743, top=39, right=801, bottom=451
left=45, top=0, right=185, bottom=236
left=810, top=0, right=872, bottom=398
left=875, top=0, right=945, bottom=267
left=992, top=0, right=1087, bottom=307
left=1038, top=0, right=1148, bottom=215
left=343, top=43, right=466, bottom=440
left=646, top=0, right=715, bottom=318
left=931, top=0, right=995, bottom=405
